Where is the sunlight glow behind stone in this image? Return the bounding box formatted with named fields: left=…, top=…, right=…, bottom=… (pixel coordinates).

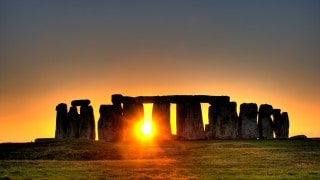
left=141, top=121, right=153, bottom=137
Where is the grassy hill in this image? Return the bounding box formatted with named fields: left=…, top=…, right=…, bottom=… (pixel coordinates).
left=0, top=139, right=319, bottom=179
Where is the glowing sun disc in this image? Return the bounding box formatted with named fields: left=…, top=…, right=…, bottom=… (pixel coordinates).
left=141, top=121, right=153, bottom=137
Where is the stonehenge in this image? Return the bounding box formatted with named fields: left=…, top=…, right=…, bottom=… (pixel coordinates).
left=55, top=94, right=290, bottom=141
left=274, top=111, right=289, bottom=139
left=272, top=109, right=282, bottom=138
left=152, top=102, right=171, bottom=140
left=66, top=106, right=80, bottom=138
left=211, top=102, right=238, bottom=139
left=258, top=104, right=274, bottom=139
left=55, top=103, right=68, bottom=139
left=122, top=102, right=144, bottom=141
left=98, top=105, right=122, bottom=141
left=176, top=101, right=206, bottom=140
left=79, top=105, right=95, bottom=139
left=238, top=103, right=258, bottom=139
left=55, top=99, right=95, bottom=140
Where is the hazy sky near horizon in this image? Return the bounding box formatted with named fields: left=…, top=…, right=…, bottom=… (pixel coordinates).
left=1, top=0, right=319, bottom=142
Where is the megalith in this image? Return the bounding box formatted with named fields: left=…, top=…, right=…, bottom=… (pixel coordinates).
left=272, top=109, right=282, bottom=139
left=280, top=112, right=289, bottom=138
left=238, top=103, right=258, bottom=139
left=79, top=105, right=95, bottom=140
left=71, top=99, right=91, bottom=107
left=122, top=102, right=144, bottom=140
left=112, top=94, right=123, bottom=113
left=207, top=105, right=214, bottom=139
left=66, top=106, right=80, bottom=138
left=98, top=105, right=123, bottom=141
left=55, top=103, right=68, bottom=139
left=152, top=102, right=171, bottom=140
left=176, top=102, right=206, bottom=140
left=212, top=102, right=239, bottom=139
left=258, top=104, right=274, bottom=139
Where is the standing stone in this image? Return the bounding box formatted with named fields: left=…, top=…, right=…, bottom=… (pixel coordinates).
left=55, top=103, right=68, bottom=139
left=258, top=104, right=274, bottom=139
left=122, top=103, right=144, bottom=141
left=272, top=109, right=282, bottom=139
left=204, top=124, right=211, bottom=139
left=205, top=105, right=214, bottom=139
left=176, top=103, right=185, bottom=140
left=238, top=103, right=258, bottom=139
left=79, top=105, right=95, bottom=140
left=208, top=97, right=231, bottom=139
left=111, top=94, right=124, bottom=140
left=280, top=112, right=289, bottom=138
left=212, top=102, right=238, bottom=139
left=152, top=102, right=171, bottom=140
left=98, top=105, right=122, bottom=141
left=66, top=106, right=80, bottom=138
left=176, top=102, right=206, bottom=140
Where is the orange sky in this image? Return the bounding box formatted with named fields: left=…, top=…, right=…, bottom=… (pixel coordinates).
left=0, top=1, right=319, bottom=142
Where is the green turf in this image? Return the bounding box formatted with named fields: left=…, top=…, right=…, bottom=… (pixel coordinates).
left=0, top=139, right=319, bottom=179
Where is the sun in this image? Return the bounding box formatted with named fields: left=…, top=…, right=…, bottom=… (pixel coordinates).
left=141, top=121, right=153, bottom=137
left=134, top=119, right=156, bottom=141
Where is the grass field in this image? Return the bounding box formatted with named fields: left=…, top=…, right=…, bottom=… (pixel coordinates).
left=0, top=139, right=319, bottom=179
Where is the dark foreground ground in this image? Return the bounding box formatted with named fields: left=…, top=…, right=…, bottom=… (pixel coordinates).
left=0, top=139, right=319, bottom=179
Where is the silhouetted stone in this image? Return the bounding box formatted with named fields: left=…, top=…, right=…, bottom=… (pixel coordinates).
left=66, top=106, right=80, bottom=138
left=239, top=103, right=258, bottom=139
left=207, top=106, right=214, bottom=139
left=122, top=103, right=144, bottom=141
left=176, top=102, right=206, bottom=140
left=208, top=97, right=231, bottom=139
left=280, top=112, right=289, bottom=138
left=212, top=102, right=238, bottom=139
left=71, top=99, right=91, bottom=107
left=273, top=109, right=282, bottom=138
left=98, top=105, right=122, bottom=141
left=258, top=104, right=274, bottom=139
left=79, top=106, right=95, bottom=140
left=208, top=96, right=230, bottom=106
left=55, top=103, right=68, bottom=139
left=111, top=94, right=123, bottom=105
left=121, top=95, right=230, bottom=104
left=290, top=134, right=307, bottom=140
left=152, top=102, right=171, bottom=140
left=176, top=103, right=185, bottom=140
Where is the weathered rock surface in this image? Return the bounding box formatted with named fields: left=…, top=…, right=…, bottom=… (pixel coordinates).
left=66, top=106, right=80, bottom=138
left=238, top=103, right=258, bottom=139
left=71, top=99, right=91, bottom=107
left=152, top=102, right=171, bottom=140
left=98, top=105, right=122, bottom=141
left=207, top=97, right=231, bottom=139
left=55, top=103, right=68, bottom=139
left=212, top=102, right=238, bottom=139
left=207, top=106, right=214, bottom=139
left=79, top=106, right=95, bottom=140
left=176, top=102, right=206, bottom=140
left=258, top=104, right=274, bottom=139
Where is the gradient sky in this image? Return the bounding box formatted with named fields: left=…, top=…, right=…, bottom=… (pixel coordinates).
left=1, top=0, right=319, bottom=142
